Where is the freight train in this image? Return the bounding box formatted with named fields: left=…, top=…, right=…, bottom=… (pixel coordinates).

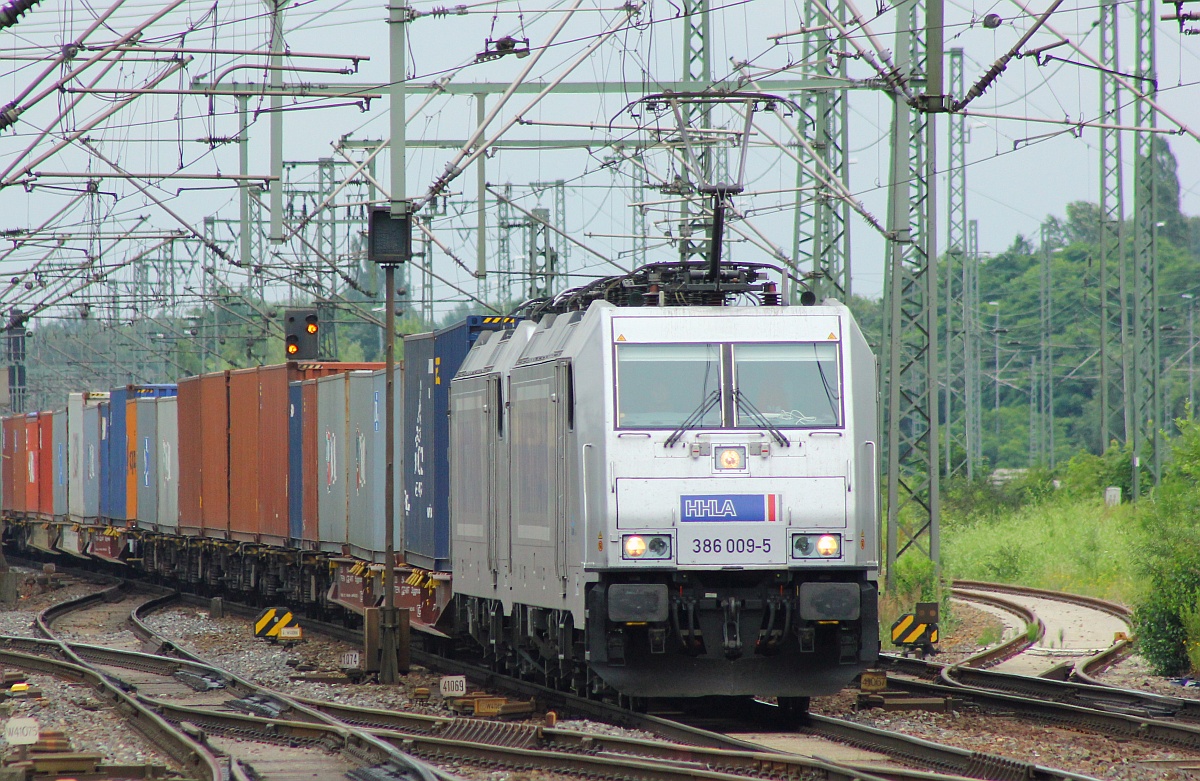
left=0, top=259, right=880, bottom=703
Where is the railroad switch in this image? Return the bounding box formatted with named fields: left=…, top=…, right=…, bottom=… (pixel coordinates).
left=855, top=691, right=958, bottom=712
left=445, top=692, right=535, bottom=718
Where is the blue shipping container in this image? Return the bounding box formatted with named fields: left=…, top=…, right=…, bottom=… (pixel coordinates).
left=403, top=316, right=516, bottom=571
left=106, top=384, right=177, bottom=522
left=288, top=382, right=303, bottom=542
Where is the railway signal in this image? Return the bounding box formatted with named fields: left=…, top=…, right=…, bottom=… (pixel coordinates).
left=284, top=308, right=319, bottom=360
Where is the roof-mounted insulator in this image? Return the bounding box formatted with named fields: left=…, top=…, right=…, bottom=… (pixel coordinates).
left=0, top=0, right=42, bottom=30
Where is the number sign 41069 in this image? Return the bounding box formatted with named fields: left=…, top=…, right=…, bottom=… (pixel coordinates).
left=439, top=675, right=468, bottom=697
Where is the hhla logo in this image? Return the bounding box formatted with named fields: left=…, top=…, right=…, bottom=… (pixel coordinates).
left=684, top=498, right=737, bottom=518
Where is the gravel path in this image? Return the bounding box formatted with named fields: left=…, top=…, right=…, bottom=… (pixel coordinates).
left=0, top=567, right=104, bottom=637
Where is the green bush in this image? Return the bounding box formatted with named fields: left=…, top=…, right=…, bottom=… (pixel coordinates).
left=1135, top=593, right=1191, bottom=676
left=1131, top=416, right=1200, bottom=675
left=941, top=470, right=1057, bottom=526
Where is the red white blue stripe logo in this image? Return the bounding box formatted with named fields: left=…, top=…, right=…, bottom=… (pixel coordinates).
left=680, top=494, right=780, bottom=522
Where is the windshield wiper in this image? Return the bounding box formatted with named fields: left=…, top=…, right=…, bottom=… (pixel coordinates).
left=665, top=389, right=722, bottom=448
left=733, top=390, right=790, bottom=447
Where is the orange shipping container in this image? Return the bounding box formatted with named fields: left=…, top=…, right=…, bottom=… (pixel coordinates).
left=198, top=371, right=230, bottom=538
left=11, top=417, right=25, bottom=515
left=1, top=418, right=10, bottom=513
left=228, top=368, right=260, bottom=542
left=225, top=363, right=383, bottom=546
left=22, top=414, right=37, bottom=517
left=177, top=377, right=202, bottom=535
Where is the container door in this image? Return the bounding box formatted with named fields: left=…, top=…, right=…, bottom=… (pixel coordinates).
left=288, top=383, right=303, bottom=543
left=157, top=397, right=179, bottom=533
left=125, top=400, right=137, bottom=521
left=83, top=406, right=100, bottom=520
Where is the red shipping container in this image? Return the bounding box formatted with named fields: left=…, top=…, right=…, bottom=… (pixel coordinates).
left=38, top=412, right=52, bottom=519
left=198, top=371, right=230, bottom=538
left=177, top=377, right=202, bottom=535
left=10, top=416, right=25, bottom=515
left=1, top=416, right=15, bottom=514
left=22, top=414, right=37, bottom=518
left=301, top=378, right=319, bottom=546
left=257, top=366, right=289, bottom=545
left=228, top=369, right=260, bottom=542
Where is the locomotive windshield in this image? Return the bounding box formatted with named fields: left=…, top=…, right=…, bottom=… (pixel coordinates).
left=616, top=344, right=722, bottom=428
left=733, top=343, right=841, bottom=428
left=616, top=341, right=842, bottom=429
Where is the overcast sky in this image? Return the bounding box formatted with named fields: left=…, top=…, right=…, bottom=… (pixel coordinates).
left=1, top=0, right=1196, bottom=317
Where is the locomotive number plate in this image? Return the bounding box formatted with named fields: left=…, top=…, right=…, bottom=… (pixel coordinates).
left=677, top=525, right=786, bottom=565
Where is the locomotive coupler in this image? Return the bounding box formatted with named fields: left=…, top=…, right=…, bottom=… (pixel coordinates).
left=755, top=596, right=788, bottom=655
left=721, top=597, right=742, bottom=659
left=671, top=596, right=703, bottom=654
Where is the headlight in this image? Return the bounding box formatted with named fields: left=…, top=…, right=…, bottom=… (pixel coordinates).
left=713, top=446, right=746, bottom=471
left=792, top=533, right=841, bottom=559
left=622, top=534, right=672, bottom=560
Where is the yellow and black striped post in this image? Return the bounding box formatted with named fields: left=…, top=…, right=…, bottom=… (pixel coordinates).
left=254, top=607, right=299, bottom=640
left=891, top=602, right=939, bottom=654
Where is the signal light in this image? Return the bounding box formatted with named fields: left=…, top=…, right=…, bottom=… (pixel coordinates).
left=284, top=308, right=320, bottom=360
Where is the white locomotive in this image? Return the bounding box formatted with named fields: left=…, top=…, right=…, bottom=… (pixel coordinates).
left=449, top=261, right=880, bottom=702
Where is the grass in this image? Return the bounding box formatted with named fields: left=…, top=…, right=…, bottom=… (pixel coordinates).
left=976, top=624, right=1002, bottom=647
left=940, top=495, right=1141, bottom=605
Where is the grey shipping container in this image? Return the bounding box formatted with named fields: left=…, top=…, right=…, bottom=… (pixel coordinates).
left=316, top=372, right=349, bottom=553
left=52, top=406, right=67, bottom=518
left=67, top=394, right=84, bottom=521
left=136, top=398, right=158, bottom=529
left=156, top=397, right=179, bottom=533
left=346, top=371, right=378, bottom=561
left=346, top=368, right=402, bottom=562
left=81, top=402, right=102, bottom=522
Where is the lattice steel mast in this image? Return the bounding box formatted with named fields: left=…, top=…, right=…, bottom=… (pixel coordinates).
left=1130, top=0, right=1159, bottom=499
left=1098, top=0, right=1128, bottom=452
left=943, top=47, right=970, bottom=477
left=793, top=0, right=851, bottom=302
left=883, top=0, right=941, bottom=588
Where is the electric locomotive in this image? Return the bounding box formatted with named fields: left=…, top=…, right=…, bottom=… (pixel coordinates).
left=450, top=260, right=880, bottom=700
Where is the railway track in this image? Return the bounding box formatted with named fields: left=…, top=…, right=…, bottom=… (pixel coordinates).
left=2, top=577, right=442, bottom=781
left=2, top=575, right=900, bottom=781
left=0, top=559, right=1137, bottom=781
left=154, top=593, right=1100, bottom=781
left=880, top=582, right=1200, bottom=753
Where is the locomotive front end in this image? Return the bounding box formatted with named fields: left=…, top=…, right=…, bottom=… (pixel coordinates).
left=585, top=304, right=879, bottom=698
